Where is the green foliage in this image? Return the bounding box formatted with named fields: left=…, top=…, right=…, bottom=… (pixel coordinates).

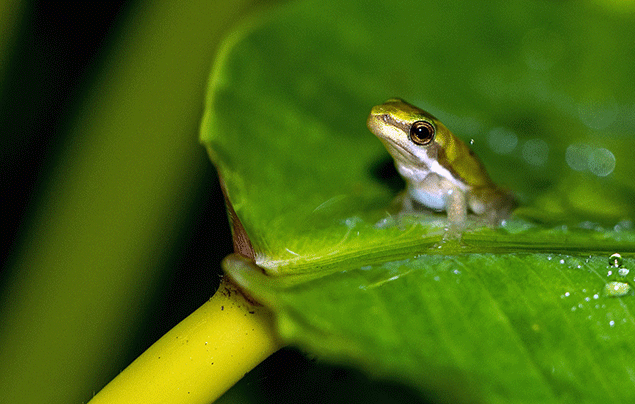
left=202, top=0, right=635, bottom=402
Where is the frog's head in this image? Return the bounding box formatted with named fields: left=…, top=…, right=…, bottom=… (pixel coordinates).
left=367, top=98, right=497, bottom=191
left=366, top=98, right=454, bottom=169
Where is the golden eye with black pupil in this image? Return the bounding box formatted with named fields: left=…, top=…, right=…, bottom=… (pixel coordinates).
left=409, top=121, right=435, bottom=145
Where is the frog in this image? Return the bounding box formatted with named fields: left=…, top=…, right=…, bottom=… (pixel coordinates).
left=367, top=98, right=516, bottom=229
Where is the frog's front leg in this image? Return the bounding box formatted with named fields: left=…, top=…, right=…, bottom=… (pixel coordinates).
left=444, top=185, right=467, bottom=232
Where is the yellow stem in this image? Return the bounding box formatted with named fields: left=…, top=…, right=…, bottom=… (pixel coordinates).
left=88, top=277, right=282, bottom=404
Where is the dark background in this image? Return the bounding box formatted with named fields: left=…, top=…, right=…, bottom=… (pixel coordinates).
left=0, top=0, right=230, bottom=357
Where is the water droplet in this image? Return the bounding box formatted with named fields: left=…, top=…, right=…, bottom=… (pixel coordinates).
left=344, top=216, right=363, bottom=228
left=469, top=138, right=475, bottom=145
left=585, top=297, right=591, bottom=302
left=607, top=270, right=613, bottom=277
left=564, top=292, right=570, bottom=297
left=588, top=148, right=616, bottom=177
left=604, top=281, right=632, bottom=297
left=618, top=267, right=630, bottom=277
left=614, top=220, right=633, bottom=232
left=593, top=294, right=599, bottom=299
left=565, top=143, right=591, bottom=171
left=374, top=216, right=394, bottom=228
left=487, top=127, right=518, bottom=154
left=609, top=320, right=615, bottom=327
left=522, top=139, right=549, bottom=167
left=559, top=259, right=565, bottom=264
left=609, top=253, right=623, bottom=267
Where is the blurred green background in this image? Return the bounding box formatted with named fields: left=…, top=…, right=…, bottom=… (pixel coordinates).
left=0, top=1, right=237, bottom=403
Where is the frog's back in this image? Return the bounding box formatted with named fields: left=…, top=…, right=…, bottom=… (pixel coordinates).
left=437, top=124, right=517, bottom=220
left=435, top=122, right=497, bottom=189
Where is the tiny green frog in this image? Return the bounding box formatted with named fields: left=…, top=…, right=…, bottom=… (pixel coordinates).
left=367, top=98, right=516, bottom=228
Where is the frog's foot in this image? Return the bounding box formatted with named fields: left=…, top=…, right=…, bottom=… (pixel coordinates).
left=470, top=187, right=517, bottom=227
left=374, top=191, right=412, bottom=228
left=484, top=199, right=517, bottom=227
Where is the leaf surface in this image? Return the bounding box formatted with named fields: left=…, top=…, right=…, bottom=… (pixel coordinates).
left=202, top=0, right=635, bottom=401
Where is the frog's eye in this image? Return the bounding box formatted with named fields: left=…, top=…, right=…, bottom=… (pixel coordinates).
left=409, top=121, right=435, bottom=146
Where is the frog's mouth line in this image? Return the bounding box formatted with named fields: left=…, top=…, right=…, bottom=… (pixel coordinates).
left=379, top=138, right=419, bottom=165
left=380, top=137, right=468, bottom=190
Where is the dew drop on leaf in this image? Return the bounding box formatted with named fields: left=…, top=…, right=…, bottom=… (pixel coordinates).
left=604, top=281, right=632, bottom=297
left=608, top=253, right=623, bottom=268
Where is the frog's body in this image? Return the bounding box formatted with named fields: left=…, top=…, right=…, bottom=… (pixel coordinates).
left=367, top=98, right=516, bottom=227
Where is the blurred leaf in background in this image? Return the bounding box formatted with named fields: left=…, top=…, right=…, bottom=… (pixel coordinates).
left=0, top=1, right=263, bottom=403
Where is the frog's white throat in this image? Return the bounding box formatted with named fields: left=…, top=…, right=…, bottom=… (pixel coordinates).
left=408, top=186, right=446, bottom=210
left=396, top=154, right=467, bottom=191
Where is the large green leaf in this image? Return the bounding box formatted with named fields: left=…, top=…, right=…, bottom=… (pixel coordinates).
left=201, top=0, right=635, bottom=402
